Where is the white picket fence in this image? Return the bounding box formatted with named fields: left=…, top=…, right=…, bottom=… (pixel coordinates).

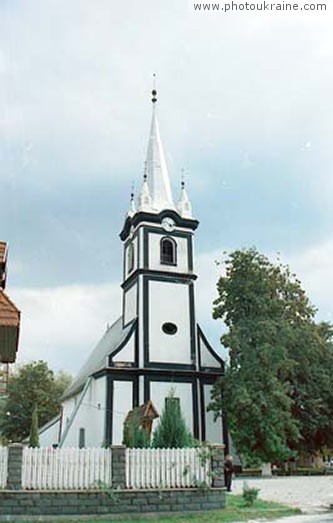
left=22, top=447, right=112, bottom=490
left=0, top=446, right=8, bottom=488
left=126, top=448, right=211, bottom=489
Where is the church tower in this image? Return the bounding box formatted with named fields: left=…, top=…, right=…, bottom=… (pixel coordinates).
left=113, top=88, right=225, bottom=444
left=51, top=88, right=225, bottom=450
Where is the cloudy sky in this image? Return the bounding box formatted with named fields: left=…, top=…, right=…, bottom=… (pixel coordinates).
left=1, top=0, right=332, bottom=375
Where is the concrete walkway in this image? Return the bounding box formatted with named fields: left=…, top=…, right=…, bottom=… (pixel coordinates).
left=232, top=476, right=333, bottom=522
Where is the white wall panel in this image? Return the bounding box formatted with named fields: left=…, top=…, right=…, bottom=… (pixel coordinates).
left=203, top=384, right=223, bottom=444
left=199, top=336, right=221, bottom=368
left=112, top=330, right=135, bottom=363
left=112, top=381, right=133, bottom=445
left=149, top=281, right=192, bottom=364
left=39, top=419, right=61, bottom=447
left=124, top=284, right=137, bottom=326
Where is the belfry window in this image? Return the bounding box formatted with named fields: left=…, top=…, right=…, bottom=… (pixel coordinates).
left=127, top=243, right=134, bottom=274
left=160, top=237, right=177, bottom=265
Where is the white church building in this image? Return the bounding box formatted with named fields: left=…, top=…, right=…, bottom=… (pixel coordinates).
left=40, top=90, right=226, bottom=449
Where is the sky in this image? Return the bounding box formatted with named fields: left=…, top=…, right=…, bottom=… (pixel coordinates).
left=0, top=0, right=332, bottom=375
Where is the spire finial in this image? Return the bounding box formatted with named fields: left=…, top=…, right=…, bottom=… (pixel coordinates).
left=152, top=73, right=157, bottom=104
left=130, top=181, right=135, bottom=201
left=143, top=160, right=148, bottom=181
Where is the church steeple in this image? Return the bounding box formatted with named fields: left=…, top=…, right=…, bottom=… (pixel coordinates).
left=144, top=87, right=175, bottom=213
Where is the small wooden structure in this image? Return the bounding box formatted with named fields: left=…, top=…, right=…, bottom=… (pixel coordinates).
left=123, top=400, right=159, bottom=445
left=0, top=242, right=20, bottom=391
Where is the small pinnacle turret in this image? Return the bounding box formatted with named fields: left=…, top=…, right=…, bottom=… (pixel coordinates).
left=177, top=175, right=193, bottom=218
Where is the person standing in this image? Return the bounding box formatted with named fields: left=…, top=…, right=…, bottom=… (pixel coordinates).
left=224, top=454, right=234, bottom=492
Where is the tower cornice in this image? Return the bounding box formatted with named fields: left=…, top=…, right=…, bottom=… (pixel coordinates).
left=120, top=209, right=199, bottom=241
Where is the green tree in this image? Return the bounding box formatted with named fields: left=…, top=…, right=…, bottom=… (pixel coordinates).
left=0, top=361, right=72, bottom=442
left=29, top=404, right=40, bottom=448
left=152, top=391, right=196, bottom=448
left=208, top=248, right=331, bottom=463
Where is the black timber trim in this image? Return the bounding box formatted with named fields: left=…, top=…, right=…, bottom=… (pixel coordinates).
left=94, top=367, right=223, bottom=380
left=143, top=227, right=194, bottom=273
left=197, top=325, right=225, bottom=372
left=122, top=268, right=197, bottom=290
left=108, top=320, right=137, bottom=364
left=105, top=375, right=113, bottom=445
left=120, top=210, right=199, bottom=241
left=143, top=373, right=199, bottom=439
left=105, top=374, right=139, bottom=445
left=143, top=274, right=197, bottom=369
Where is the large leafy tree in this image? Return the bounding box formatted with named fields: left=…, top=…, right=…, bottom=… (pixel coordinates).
left=0, top=361, right=72, bottom=442
left=209, top=248, right=333, bottom=463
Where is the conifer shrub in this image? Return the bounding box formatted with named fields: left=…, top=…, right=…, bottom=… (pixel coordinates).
left=29, top=404, right=40, bottom=448
left=152, top=390, right=197, bottom=448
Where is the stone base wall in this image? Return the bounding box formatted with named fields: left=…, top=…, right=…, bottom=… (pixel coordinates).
left=0, top=488, right=225, bottom=517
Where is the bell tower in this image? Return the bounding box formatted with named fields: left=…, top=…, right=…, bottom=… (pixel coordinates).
left=118, top=87, right=224, bottom=442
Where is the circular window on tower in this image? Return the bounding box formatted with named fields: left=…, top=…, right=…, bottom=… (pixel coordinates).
left=162, top=322, right=178, bottom=335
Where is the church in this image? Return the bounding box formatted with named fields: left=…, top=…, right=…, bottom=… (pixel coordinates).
left=39, top=90, right=226, bottom=448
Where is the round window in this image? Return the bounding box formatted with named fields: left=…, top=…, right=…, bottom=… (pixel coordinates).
left=162, top=322, right=178, bottom=335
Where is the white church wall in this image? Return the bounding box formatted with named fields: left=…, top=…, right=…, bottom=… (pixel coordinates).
left=124, top=283, right=137, bottom=326
left=203, top=384, right=223, bottom=443
left=199, top=335, right=221, bottom=368
left=61, top=377, right=106, bottom=447
left=112, top=380, right=133, bottom=444
left=148, top=233, right=189, bottom=273
left=148, top=280, right=192, bottom=364
left=112, top=329, right=135, bottom=363
left=39, top=419, right=61, bottom=447
left=150, top=381, right=194, bottom=434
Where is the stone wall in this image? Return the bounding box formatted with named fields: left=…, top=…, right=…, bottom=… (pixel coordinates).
left=0, top=443, right=226, bottom=518
left=0, top=488, right=225, bottom=517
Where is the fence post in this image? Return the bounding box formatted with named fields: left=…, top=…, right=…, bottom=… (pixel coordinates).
left=111, top=445, right=126, bottom=489
left=6, top=443, right=23, bottom=490
left=210, top=444, right=225, bottom=488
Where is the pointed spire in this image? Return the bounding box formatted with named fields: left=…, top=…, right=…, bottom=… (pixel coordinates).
left=145, top=80, right=175, bottom=212
left=177, top=170, right=193, bottom=218
left=138, top=163, right=153, bottom=211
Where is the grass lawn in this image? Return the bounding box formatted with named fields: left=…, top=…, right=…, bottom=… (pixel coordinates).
left=21, top=493, right=301, bottom=522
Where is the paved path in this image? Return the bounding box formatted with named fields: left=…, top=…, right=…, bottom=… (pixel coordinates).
left=232, top=476, right=333, bottom=521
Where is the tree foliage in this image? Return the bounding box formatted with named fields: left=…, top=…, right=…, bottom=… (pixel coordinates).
left=209, top=248, right=333, bottom=463
left=152, top=391, right=196, bottom=448
left=0, top=361, right=72, bottom=442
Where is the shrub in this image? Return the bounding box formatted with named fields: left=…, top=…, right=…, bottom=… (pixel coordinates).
left=242, top=481, right=260, bottom=506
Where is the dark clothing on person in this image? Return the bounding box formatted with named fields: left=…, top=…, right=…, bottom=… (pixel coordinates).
left=224, top=458, right=234, bottom=492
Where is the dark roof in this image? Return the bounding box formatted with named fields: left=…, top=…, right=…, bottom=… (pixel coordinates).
left=63, top=317, right=134, bottom=400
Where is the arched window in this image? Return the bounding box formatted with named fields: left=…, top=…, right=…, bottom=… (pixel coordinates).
left=127, top=243, right=134, bottom=274
left=160, top=237, right=177, bottom=265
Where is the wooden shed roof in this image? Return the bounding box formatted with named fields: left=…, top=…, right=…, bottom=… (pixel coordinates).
left=124, top=400, right=159, bottom=426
